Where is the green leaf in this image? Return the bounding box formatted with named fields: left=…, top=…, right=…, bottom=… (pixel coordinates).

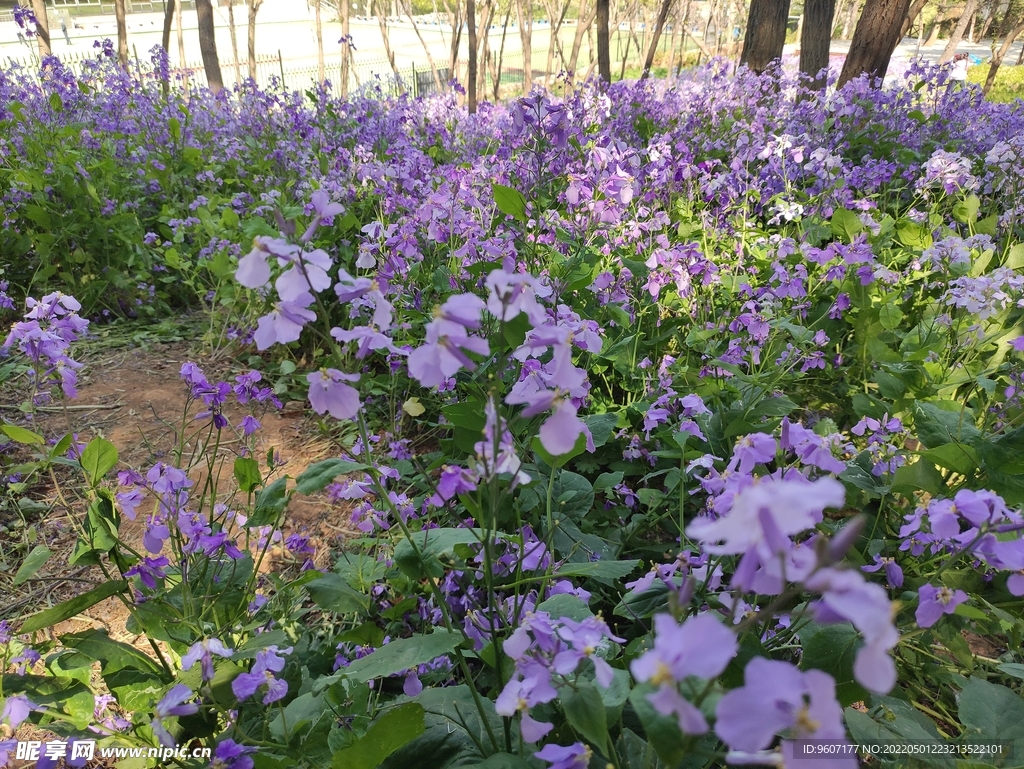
left=891, top=459, right=945, bottom=498
left=959, top=677, right=1024, bottom=742
left=549, top=471, right=595, bottom=522
left=537, top=594, right=593, bottom=623
left=560, top=682, right=609, bottom=747
left=532, top=433, right=587, bottom=467
left=800, top=622, right=867, bottom=706
left=2, top=422, right=44, bottom=445
left=14, top=545, right=52, bottom=586
left=61, top=629, right=165, bottom=676
left=953, top=194, right=981, bottom=224
left=555, top=559, right=639, bottom=580
left=460, top=755, right=533, bottom=769
left=331, top=703, right=426, bottom=769
left=1004, top=243, right=1024, bottom=271
left=627, top=685, right=687, bottom=766
left=996, top=663, right=1024, bottom=680
left=305, top=573, right=371, bottom=614
left=914, top=402, right=982, bottom=449
left=614, top=580, right=672, bottom=619
left=245, top=477, right=289, bottom=528
left=20, top=581, right=128, bottom=634
left=393, top=528, right=484, bottom=579
left=233, top=456, right=262, bottom=494
left=79, top=437, right=118, bottom=486
left=830, top=208, right=863, bottom=243
left=878, top=304, right=905, bottom=331
left=295, top=459, right=371, bottom=495
left=585, top=413, right=619, bottom=448
left=342, top=631, right=464, bottom=683
left=923, top=443, right=980, bottom=477
left=492, top=183, right=527, bottom=221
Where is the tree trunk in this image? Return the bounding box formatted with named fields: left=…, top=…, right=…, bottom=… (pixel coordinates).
left=740, top=0, right=791, bottom=72
left=840, top=0, right=860, bottom=38
left=374, top=0, right=403, bottom=85
left=641, top=0, right=673, bottom=77
left=567, top=0, right=596, bottom=81
left=898, top=0, right=927, bottom=39
left=493, top=2, right=512, bottom=99
left=403, top=0, right=443, bottom=91
left=161, top=0, right=176, bottom=93
left=468, top=0, right=477, bottom=110
left=339, top=0, right=350, bottom=95
left=31, top=0, right=51, bottom=58
left=983, top=16, right=1024, bottom=94
left=315, top=0, right=325, bottom=81
left=228, top=0, right=242, bottom=85
left=247, top=0, right=263, bottom=82
left=800, top=0, right=835, bottom=84
left=196, top=0, right=224, bottom=93
left=939, top=0, right=978, bottom=61
left=114, top=0, right=128, bottom=68
left=176, top=0, right=189, bottom=90
left=514, top=0, right=532, bottom=92
left=597, top=0, right=611, bottom=80
left=837, top=0, right=912, bottom=86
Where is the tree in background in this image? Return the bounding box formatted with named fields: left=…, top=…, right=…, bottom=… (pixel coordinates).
left=337, top=0, right=351, bottom=95
left=247, top=0, right=264, bottom=81
left=114, top=0, right=128, bottom=67
left=596, top=0, right=610, bottom=80
left=838, top=0, right=911, bottom=85
left=800, top=0, right=835, bottom=85
left=468, top=0, right=478, bottom=110
left=314, top=0, right=325, bottom=81
left=196, top=0, right=224, bottom=92
left=740, top=0, right=791, bottom=72
left=982, top=11, right=1024, bottom=93
left=640, top=0, right=674, bottom=78
left=939, top=0, right=979, bottom=61
left=228, top=0, right=242, bottom=84
left=30, top=0, right=51, bottom=57
left=514, top=0, right=533, bottom=92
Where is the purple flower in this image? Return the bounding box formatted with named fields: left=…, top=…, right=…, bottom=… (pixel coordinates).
left=307, top=368, right=360, bottom=419
left=552, top=616, right=625, bottom=686
left=408, top=316, right=490, bottom=388
left=727, top=432, right=777, bottom=474
left=232, top=646, right=291, bottom=704
left=1, top=694, right=34, bottom=729
left=534, top=742, right=591, bottom=769
left=180, top=638, right=233, bottom=682
left=861, top=555, right=904, bottom=589
left=253, top=294, right=317, bottom=350
left=915, top=584, right=969, bottom=628
left=151, top=684, right=199, bottom=747
left=631, top=612, right=737, bottom=734
left=715, top=658, right=855, bottom=769
left=212, top=739, right=256, bottom=769
left=125, top=556, right=170, bottom=590
left=236, top=237, right=298, bottom=289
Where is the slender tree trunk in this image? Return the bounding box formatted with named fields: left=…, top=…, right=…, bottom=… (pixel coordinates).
left=975, top=0, right=995, bottom=42
left=161, top=0, right=176, bottom=93
left=740, top=0, right=791, bottom=72
left=514, top=0, right=532, bottom=92
left=898, top=0, right=927, bottom=39
left=195, top=0, right=224, bottom=92
left=247, top=0, right=263, bottom=81
left=840, top=0, right=859, bottom=38
left=114, top=0, right=128, bottom=67
left=939, top=0, right=978, bottom=61
left=567, top=0, right=596, bottom=80
left=983, top=16, right=1024, bottom=93
left=493, top=2, right=512, bottom=99
left=641, top=0, right=673, bottom=76
left=597, top=0, right=611, bottom=80
left=31, top=0, right=51, bottom=57
left=339, top=0, right=350, bottom=95
left=924, top=3, right=946, bottom=46
left=314, top=0, right=325, bottom=81
left=468, top=0, right=477, bottom=110
left=228, top=0, right=242, bottom=85
left=176, top=0, right=189, bottom=90
left=800, top=0, right=835, bottom=84
left=374, top=0, right=402, bottom=85
left=404, top=0, right=443, bottom=90
left=477, top=0, right=492, bottom=99
left=837, top=0, right=912, bottom=86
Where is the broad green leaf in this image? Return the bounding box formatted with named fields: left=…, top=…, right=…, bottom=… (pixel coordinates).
left=394, top=528, right=484, bottom=579
left=585, top=413, right=619, bottom=448
left=492, top=183, right=527, bottom=221
left=997, top=663, right=1024, bottom=680
left=537, top=594, right=593, bottom=622
left=556, top=559, right=639, bottom=580
left=295, top=459, right=370, bottom=495
left=245, top=476, right=289, bottom=527
left=923, top=443, right=980, bottom=477
left=799, top=622, right=867, bottom=706
left=959, top=677, right=1024, bottom=742
left=1005, top=243, right=1024, bottom=271
left=953, top=194, right=981, bottom=224
left=891, top=459, right=945, bottom=498
left=878, top=304, right=904, bottom=331
left=549, top=471, right=594, bottom=522
left=2, top=423, right=44, bottom=445
left=233, top=456, right=262, bottom=494
left=80, top=437, right=118, bottom=486
left=62, top=629, right=165, bottom=677
left=560, top=682, right=609, bottom=747
left=914, top=402, right=982, bottom=449
left=342, top=631, right=464, bottom=683
left=532, top=433, right=587, bottom=467
left=14, top=545, right=52, bottom=586
left=21, top=580, right=128, bottom=634
left=305, top=572, right=371, bottom=614
left=614, top=580, right=672, bottom=619
left=830, top=208, right=863, bottom=243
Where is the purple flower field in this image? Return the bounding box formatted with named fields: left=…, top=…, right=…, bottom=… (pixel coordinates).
left=2, top=45, right=1024, bottom=769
